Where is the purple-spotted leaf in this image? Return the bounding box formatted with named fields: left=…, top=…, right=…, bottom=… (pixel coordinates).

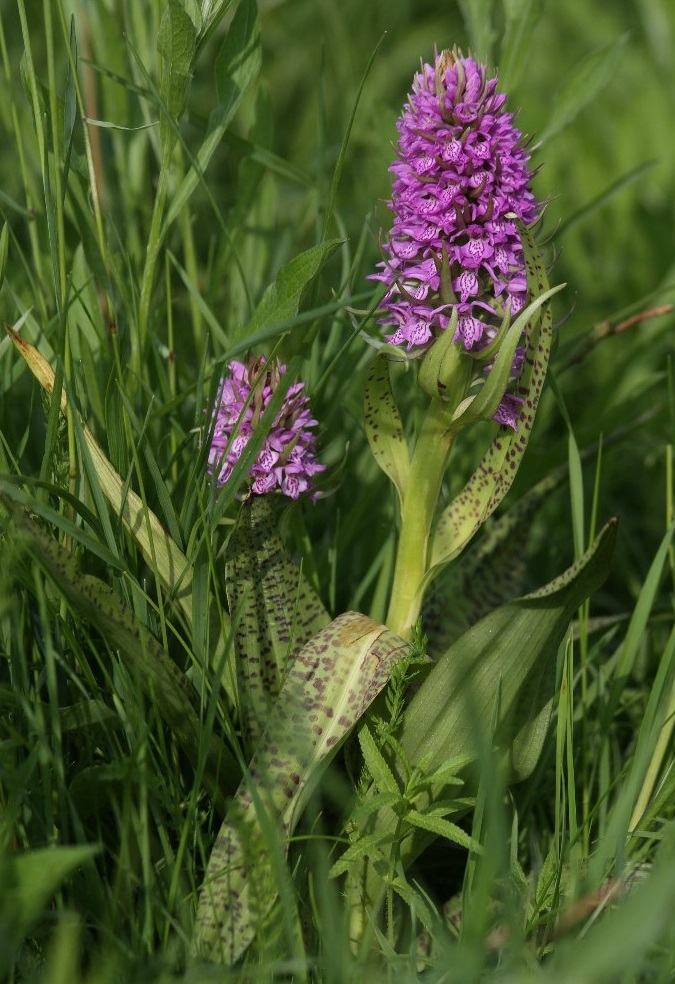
left=449, top=283, right=563, bottom=434
left=191, top=611, right=409, bottom=964
left=348, top=519, right=617, bottom=921
left=429, top=225, right=557, bottom=575
left=364, top=355, right=411, bottom=508
left=225, top=495, right=331, bottom=751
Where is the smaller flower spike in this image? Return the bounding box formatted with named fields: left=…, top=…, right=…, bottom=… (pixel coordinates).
left=370, top=49, right=542, bottom=428
left=207, top=356, right=324, bottom=500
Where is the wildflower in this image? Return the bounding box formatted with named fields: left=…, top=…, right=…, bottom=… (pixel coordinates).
left=371, top=49, right=542, bottom=428
left=207, top=356, right=324, bottom=500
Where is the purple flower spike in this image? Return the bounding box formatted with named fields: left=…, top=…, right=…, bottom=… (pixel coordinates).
left=370, top=49, right=542, bottom=427
left=207, top=356, right=325, bottom=500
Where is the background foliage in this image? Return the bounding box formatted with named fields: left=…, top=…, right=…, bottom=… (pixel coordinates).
left=1, top=0, right=675, bottom=980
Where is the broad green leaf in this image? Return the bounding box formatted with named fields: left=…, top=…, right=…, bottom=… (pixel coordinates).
left=158, top=0, right=197, bottom=150
left=430, top=225, right=556, bottom=574
left=1, top=498, right=238, bottom=809
left=225, top=495, right=331, bottom=750
left=3, top=324, right=197, bottom=629
left=192, top=611, right=409, bottom=964
left=163, top=0, right=261, bottom=229
left=0, top=844, right=99, bottom=948
left=413, top=519, right=616, bottom=782
left=363, top=355, right=410, bottom=509
left=230, top=240, right=341, bottom=347
left=538, top=34, right=628, bottom=145
left=348, top=520, right=617, bottom=920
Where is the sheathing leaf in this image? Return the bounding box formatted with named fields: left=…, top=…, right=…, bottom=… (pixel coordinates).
left=363, top=355, right=410, bottom=508
left=430, top=226, right=555, bottom=572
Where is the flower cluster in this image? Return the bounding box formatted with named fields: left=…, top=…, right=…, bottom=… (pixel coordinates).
left=207, top=356, right=324, bottom=500
left=371, top=50, right=542, bottom=426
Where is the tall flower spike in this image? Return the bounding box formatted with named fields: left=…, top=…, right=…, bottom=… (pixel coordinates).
left=370, top=49, right=542, bottom=428
left=207, top=356, right=324, bottom=500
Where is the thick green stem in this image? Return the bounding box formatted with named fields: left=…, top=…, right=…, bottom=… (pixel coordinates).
left=386, top=398, right=454, bottom=639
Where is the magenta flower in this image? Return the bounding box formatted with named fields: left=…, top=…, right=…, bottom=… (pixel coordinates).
left=370, top=50, right=542, bottom=428
left=207, top=356, right=324, bottom=500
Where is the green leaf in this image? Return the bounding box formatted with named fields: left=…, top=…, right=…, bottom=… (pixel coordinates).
left=348, top=520, right=617, bottom=920
left=430, top=225, right=557, bottom=573
left=359, top=724, right=400, bottom=797
left=192, top=611, right=409, bottom=964
left=230, top=240, right=341, bottom=347
left=329, top=832, right=389, bottom=878
left=414, top=519, right=617, bottom=782
left=363, top=356, right=410, bottom=509
left=164, top=0, right=261, bottom=228
left=225, top=495, right=331, bottom=751
left=0, top=844, right=99, bottom=948
left=1, top=498, right=239, bottom=809
left=538, top=34, right=629, bottom=145
left=499, top=0, right=545, bottom=91
left=157, top=0, right=197, bottom=150
left=405, top=810, right=478, bottom=852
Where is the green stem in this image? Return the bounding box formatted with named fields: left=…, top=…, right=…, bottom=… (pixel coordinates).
left=386, top=398, right=454, bottom=639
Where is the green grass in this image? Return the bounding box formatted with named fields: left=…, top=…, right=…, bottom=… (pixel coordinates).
left=2, top=0, right=675, bottom=980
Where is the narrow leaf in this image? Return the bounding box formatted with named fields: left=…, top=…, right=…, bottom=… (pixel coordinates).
left=359, top=724, right=400, bottom=798
left=363, top=355, right=410, bottom=508
left=405, top=810, right=478, bottom=851
left=499, top=0, right=545, bottom=91
left=164, top=0, right=261, bottom=228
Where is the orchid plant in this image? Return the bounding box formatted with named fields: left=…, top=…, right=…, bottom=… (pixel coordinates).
left=2, top=38, right=617, bottom=970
